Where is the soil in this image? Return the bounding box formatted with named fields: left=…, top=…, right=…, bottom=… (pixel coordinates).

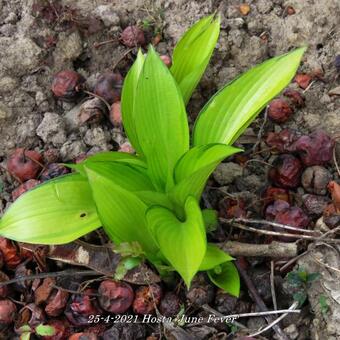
left=0, top=0, right=339, bottom=339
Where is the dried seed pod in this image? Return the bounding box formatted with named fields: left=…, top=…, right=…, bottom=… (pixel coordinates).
left=268, top=98, right=294, bottom=123
left=120, top=26, right=145, bottom=47
left=7, top=148, right=43, bottom=182
left=292, top=130, right=334, bottom=166
left=45, top=289, right=69, bottom=317
left=0, top=300, right=17, bottom=325
left=109, top=101, right=122, bottom=126
left=94, top=72, right=123, bottom=105
left=268, top=154, right=303, bottom=188
left=78, top=98, right=106, bottom=125
left=295, top=73, right=312, bottom=89
left=0, top=237, right=21, bottom=269
left=51, top=70, right=85, bottom=101
left=12, top=179, right=41, bottom=200
left=40, top=163, right=70, bottom=181
left=159, top=292, right=181, bottom=317
left=98, top=280, right=134, bottom=314
left=160, top=55, right=172, bottom=68
left=132, top=284, right=162, bottom=315
left=16, top=303, right=45, bottom=329
left=301, top=166, right=332, bottom=195
left=35, top=277, right=55, bottom=305
left=265, top=129, right=300, bottom=153
left=283, top=89, right=305, bottom=107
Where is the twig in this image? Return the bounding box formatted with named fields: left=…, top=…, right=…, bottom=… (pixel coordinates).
left=252, top=107, right=268, bottom=153
left=310, top=254, right=340, bottom=274
left=218, top=241, right=297, bottom=258
left=249, top=301, right=299, bottom=337
left=221, top=219, right=340, bottom=243
left=112, top=48, right=134, bottom=71
left=93, top=38, right=116, bottom=49
left=230, top=217, right=319, bottom=235
left=0, top=270, right=101, bottom=287
left=280, top=225, right=340, bottom=272
left=83, top=90, right=111, bottom=112
left=236, top=259, right=289, bottom=340
left=51, top=283, right=101, bottom=296
left=270, top=261, right=278, bottom=312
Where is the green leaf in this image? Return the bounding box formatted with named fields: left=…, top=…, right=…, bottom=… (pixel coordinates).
left=20, top=333, right=31, bottom=340
left=169, top=144, right=240, bottom=207
left=35, top=324, right=56, bottom=336
left=0, top=174, right=100, bottom=244
left=121, top=50, right=145, bottom=154
left=134, top=46, right=189, bottom=191
left=85, top=165, right=158, bottom=255
left=146, top=196, right=206, bottom=287
left=208, top=261, right=240, bottom=297
left=171, top=14, right=220, bottom=104
left=84, top=151, right=146, bottom=167
left=202, top=209, right=218, bottom=232
left=199, top=243, right=233, bottom=271
left=193, top=47, right=306, bottom=146
left=293, top=291, right=307, bottom=306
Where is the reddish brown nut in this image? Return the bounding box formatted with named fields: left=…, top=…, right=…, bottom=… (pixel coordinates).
left=159, top=292, right=181, bottom=317
left=268, top=98, right=294, bottom=123
left=262, top=187, right=290, bottom=209
left=286, top=6, right=296, bottom=15
left=0, top=271, right=9, bottom=298
left=0, top=300, right=17, bottom=325
left=65, top=289, right=101, bottom=326
left=292, top=130, right=335, bottom=166
left=16, top=303, right=45, bottom=329
left=302, top=194, right=330, bottom=216
left=295, top=73, right=312, bottom=89
left=35, top=277, right=55, bottom=305
left=328, top=181, right=340, bottom=212
left=94, top=72, right=123, bottom=105
left=51, top=70, right=85, bottom=101
left=273, top=206, right=310, bottom=241
left=268, top=154, right=303, bottom=188
left=78, top=98, right=105, bottom=125
left=40, top=163, right=70, bottom=181
left=109, top=101, right=122, bottom=126
left=0, top=237, right=21, bottom=269
left=98, top=280, right=134, bottom=314
left=69, top=333, right=98, bottom=340
left=283, top=89, right=305, bottom=108
left=265, top=129, right=300, bottom=153
left=132, top=284, right=162, bottom=315
left=12, top=179, right=41, bottom=201
left=45, top=290, right=69, bottom=317
left=160, top=55, right=172, bottom=68
left=7, top=148, right=43, bottom=182
left=120, top=26, right=145, bottom=47
left=301, top=166, right=332, bottom=195
left=265, top=200, right=290, bottom=220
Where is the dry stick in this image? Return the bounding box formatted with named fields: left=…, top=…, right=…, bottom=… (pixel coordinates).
left=230, top=217, right=320, bottom=235
left=221, top=219, right=340, bottom=243
left=82, top=90, right=112, bottom=112
left=252, top=106, right=268, bottom=153
left=270, top=261, right=278, bottom=313
left=249, top=301, right=299, bottom=337
left=218, top=241, right=297, bottom=258
left=310, top=254, right=340, bottom=274
left=112, top=48, right=134, bottom=71
left=235, top=259, right=289, bottom=340
left=280, top=225, right=340, bottom=272
left=0, top=269, right=101, bottom=287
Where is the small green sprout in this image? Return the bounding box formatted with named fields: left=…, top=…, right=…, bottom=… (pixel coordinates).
left=0, top=14, right=306, bottom=296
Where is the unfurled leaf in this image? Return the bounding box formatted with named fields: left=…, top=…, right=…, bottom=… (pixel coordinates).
left=121, top=50, right=145, bottom=154
left=0, top=174, right=100, bottom=244
left=171, top=14, right=220, bottom=104
left=146, top=196, right=206, bottom=287
left=193, top=47, right=306, bottom=146
left=199, top=243, right=233, bottom=271
left=134, top=46, right=189, bottom=191
left=85, top=165, right=158, bottom=255
left=208, top=261, right=240, bottom=296
left=169, top=144, right=240, bottom=207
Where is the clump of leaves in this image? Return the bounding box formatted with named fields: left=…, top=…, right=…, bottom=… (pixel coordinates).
left=286, top=267, right=320, bottom=306
left=0, top=14, right=305, bottom=296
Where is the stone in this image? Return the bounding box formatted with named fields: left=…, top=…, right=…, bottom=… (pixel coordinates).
left=83, top=127, right=111, bottom=150
left=213, top=162, right=243, bottom=185
left=0, top=102, right=12, bottom=120
left=94, top=5, right=120, bottom=27
left=36, top=112, right=67, bottom=147
left=60, top=140, right=86, bottom=161
left=0, top=76, right=18, bottom=93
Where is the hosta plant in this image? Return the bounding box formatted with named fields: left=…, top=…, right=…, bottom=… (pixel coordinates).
left=0, top=15, right=305, bottom=296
